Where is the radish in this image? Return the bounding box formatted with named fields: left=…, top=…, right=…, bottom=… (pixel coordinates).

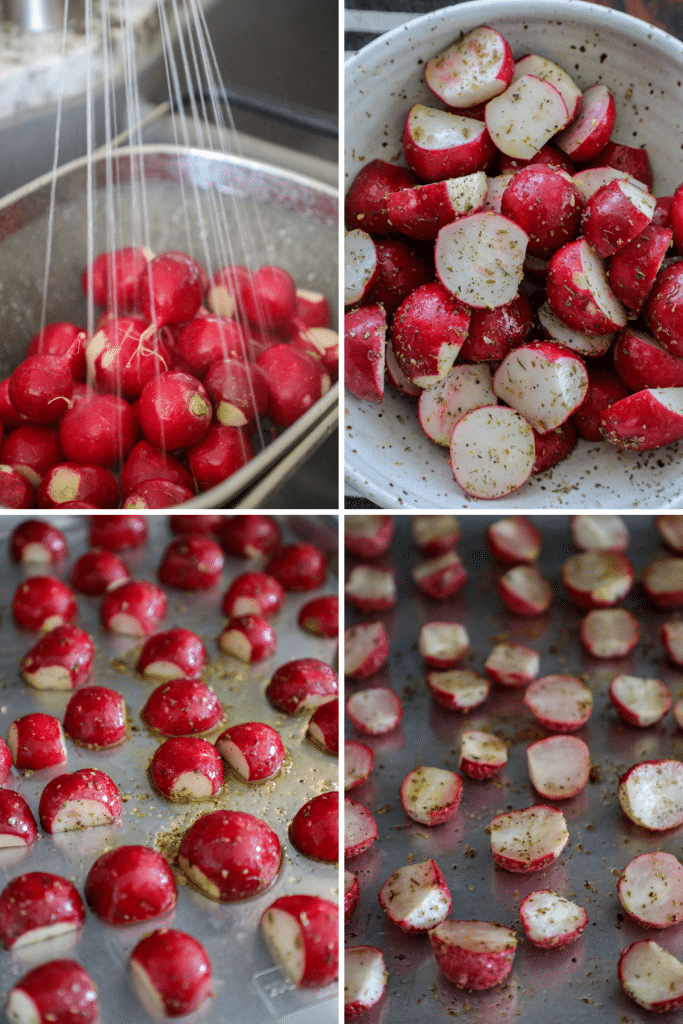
left=289, top=791, right=338, bottom=862
left=89, top=514, right=146, bottom=551
left=0, top=791, right=37, bottom=847
left=170, top=514, right=222, bottom=535
left=403, top=104, right=496, bottom=182
left=618, top=760, right=683, bottom=830
left=386, top=173, right=487, bottom=240
left=344, top=304, right=386, bottom=404
left=459, top=729, right=507, bottom=779
left=344, top=798, right=378, bottom=858
left=12, top=576, right=77, bottom=632
left=267, top=541, right=327, bottom=591
left=306, top=697, right=339, bottom=754
left=175, top=317, right=250, bottom=379
left=28, top=321, right=87, bottom=380
left=555, top=84, right=616, bottom=161
left=344, top=622, right=390, bottom=679
left=489, top=804, right=569, bottom=872
left=347, top=687, right=402, bottom=735
left=149, top=736, right=224, bottom=801
left=344, top=514, right=393, bottom=559
left=582, top=178, right=656, bottom=258
left=206, top=264, right=250, bottom=317
left=425, top=25, right=513, bottom=107
left=379, top=858, right=451, bottom=932
left=526, top=734, right=590, bottom=799
left=38, top=768, right=121, bottom=834
left=500, top=143, right=575, bottom=176
left=8, top=354, right=73, bottom=425
left=260, top=895, right=338, bottom=989
left=0, top=465, right=36, bottom=508
left=59, top=392, right=137, bottom=468
left=137, top=251, right=204, bottom=326
left=546, top=238, right=626, bottom=334
left=218, top=514, right=281, bottom=558
left=130, top=928, right=213, bottom=1019
left=536, top=302, right=613, bottom=358
left=492, top=342, right=588, bottom=434
left=426, top=668, right=490, bottom=713
left=7, top=713, right=67, bottom=771
left=411, top=514, right=461, bottom=554
left=345, top=946, right=387, bottom=1018
left=100, top=579, right=166, bottom=636
left=158, top=534, right=224, bottom=590
left=83, top=245, right=150, bottom=310
left=400, top=766, right=462, bottom=825
left=580, top=608, right=639, bottom=658
left=609, top=225, right=672, bottom=317
left=119, top=439, right=195, bottom=497
left=0, top=740, right=11, bottom=786
left=5, top=960, right=99, bottom=1024
left=572, top=369, right=630, bottom=441
left=294, top=327, right=339, bottom=380
left=204, top=357, right=269, bottom=427
left=485, top=75, right=568, bottom=159
left=141, top=679, right=222, bottom=737
left=345, top=740, right=374, bottom=790
left=344, top=158, right=418, bottom=235
left=84, top=845, right=176, bottom=924
left=345, top=565, right=396, bottom=611
left=618, top=852, right=683, bottom=929
left=484, top=642, right=539, bottom=687
left=570, top=514, right=630, bottom=551
left=501, top=164, right=583, bottom=257
left=609, top=674, right=671, bottom=726
left=392, top=282, right=470, bottom=387
left=419, top=621, right=470, bottom=668
left=216, top=721, right=285, bottom=781
left=586, top=141, right=653, bottom=188
left=435, top=211, right=527, bottom=309
left=9, top=520, right=67, bottom=563
left=561, top=550, right=634, bottom=609
left=296, top=288, right=331, bottom=329
left=345, top=871, right=360, bottom=922
left=37, top=463, right=119, bottom=509
left=450, top=404, right=535, bottom=499
left=0, top=872, right=85, bottom=950
left=1, top=426, right=63, bottom=488
left=524, top=674, right=593, bottom=732
left=178, top=808, right=281, bottom=901
left=63, top=685, right=128, bottom=750
left=458, top=293, right=533, bottom=362
left=618, top=941, right=683, bottom=1013
left=647, top=265, right=683, bottom=357
left=412, top=551, right=467, bottom=598
left=241, top=264, right=298, bottom=331
left=298, top=594, right=339, bottom=638
left=137, top=627, right=207, bottom=681
left=642, top=557, right=683, bottom=608
left=662, top=620, right=683, bottom=667
left=86, top=316, right=172, bottom=398
left=345, top=229, right=378, bottom=307
left=511, top=53, right=582, bottom=123
left=257, top=345, right=330, bottom=427
left=418, top=364, right=496, bottom=446
left=266, top=658, right=338, bottom=714
left=186, top=423, right=254, bottom=492
left=20, top=624, right=94, bottom=690
left=614, top=329, right=683, bottom=392
left=498, top=564, right=553, bottom=616
left=139, top=371, right=212, bottom=451
left=429, top=920, right=517, bottom=989
left=123, top=479, right=195, bottom=508
left=519, top=890, right=588, bottom=948
left=486, top=517, right=542, bottom=564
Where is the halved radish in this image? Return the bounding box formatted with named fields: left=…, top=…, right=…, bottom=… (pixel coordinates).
left=489, top=804, right=569, bottom=872
left=345, top=229, right=377, bottom=307
left=0, top=791, right=37, bottom=848
left=618, top=941, right=683, bottom=1012
left=647, top=264, right=683, bottom=357
left=546, top=238, right=626, bottom=334
left=379, top=858, right=451, bottom=933
left=459, top=730, right=507, bottom=780
left=306, top=699, right=339, bottom=755
left=261, top=895, right=338, bottom=989
left=524, top=675, right=593, bottom=732
left=344, top=622, right=390, bottom=679
left=403, top=105, right=496, bottom=182
left=84, top=845, right=177, bottom=925
left=600, top=388, right=683, bottom=450
left=484, top=642, right=539, bottom=687
left=425, top=25, right=514, bottom=108
left=7, top=713, right=67, bottom=772
left=137, top=628, right=207, bottom=681
left=266, top=658, right=338, bottom=714
left=346, top=687, right=402, bottom=736
left=486, top=517, right=542, bottom=564
left=344, top=515, right=393, bottom=559
left=571, top=165, right=636, bottom=202
left=20, top=625, right=94, bottom=691
left=642, top=558, right=683, bottom=609
left=661, top=620, right=683, bottom=667
left=435, top=212, right=527, bottom=310
left=609, top=225, right=672, bottom=317
left=657, top=515, right=683, bottom=553
left=519, top=890, right=588, bottom=948
left=493, top=342, right=588, bottom=434
left=619, top=760, right=683, bottom=831
left=289, top=792, right=338, bottom=863
left=298, top=595, right=339, bottom=638
left=344, top=304, right=386, bottom=405
left=6, top=961, right=99, bottom=1024
left=63, top=685, right=128, bottom=750
left=450, top=405, right=535, bottom=499
left=561, top=550, right=634, bottom=609
left=426, top=669, right=490, bottom=713
left=345, top=798, right=377, bottom=858
left=345, top=946, right=387, bottom=1019
left=572, top=368, right=630, bottom=441
left=501, top=164, right=583, bottom=258
left=412, top=551, right=467, bottom=599
left=429, top=920, right=517, bottom=989
left=609, top=674, right=671, bottom=727
left=419, top=621, right=469, bottom=668
left=419, top=363, right=496, bottom=446
left=581, top=608, right=639, bottom=658
left=526, top=735, right=590, bottom=799
left=618, top=852, right=683, bottom=929
left=178, top=809, right=281, bottom=902
left=345, top=740, right=374, bottom=791
left=459, top=293, right=533, bottom=362
left=391, top=283, right=470, bottom=388
left=345, top=566, right=396, bottom=612
left=218, top=614, right=277, bottom=664
left=386, top=174, right=487, bottom=241
left=582, top=178, right=656, bottom=258
left=0, top=872, right=85, bottom=950
left=344, top=158, right=418, bottom=235
left=400, top=766, right=462, bottom=826
left=222, top=572, right=284, bottom=619
left=486, top=75, right=568, bottom=159
left=38, top=768, right=122, bottom=833
left=570, top=514, right=630, bottom=552
left=498, top=565, right=553, bottom=616
left=537, top=302, right=613, bottom=358
left=345, top=871, right=360, bottom=923
left=555, top=84, right=616, bottom=162
left=129, top=928, right=213, bottom=1018
left=150, top=737, right=224, bottom=801
left=511, top=53, right=581, bottom=123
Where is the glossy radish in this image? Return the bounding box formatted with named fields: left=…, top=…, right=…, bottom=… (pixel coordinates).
left=379, top=859, right=451, bottom=933
left=524, top=674, right=592, bottom=732
left=400, top=766, right=462, bottom=826
left=178, top=808, right=281, bottom=901
left=344, top=945, right=387, bottom=1018
left=0, top=872, right=85, bottom=950
left=139, top=371, right=211, bottom=452
left=0, top=791, right=38, bottom=848
left=498, top=564, right=553, bottom=616
left=129, top=928, right=213, bottom=1018
left=618, top=941, right=683, bottom=1013
left=141, top=679, right=222, bottom=737
left=12, top=576, right=77, bottom=633
left=429, top=920, right=517, bottom=989
left=100, top=579, right=166, bottom=636
left=84, top=845, right=177, bottom=924
left=215, top=722, right=285, bottom=782
left=9, top=520, right=67, bottom=563
left=306, top=698, right=339, bottom=754
left=158, top=534, right=224, bottom=591
left=63, top=685, right=128, bottom=750
left=289, top=791, right=338, bottom=862
left=37, top=462, right=119, bottom=509
left=38, top=768, right=121, bottom=833
left=137, top=252, right=204, bottom=326
left=5, top=960, right=99, bottom=1024
left=298, top=595, right=339, bottom=638
left=519, top=890, right=588, bottom=948
left=149, top=737, right=224, bottom=801
left=7, top=713, right=67, bottom=771
left=260, top=894, right=338, bottom=989
left=618, top=852, right=683, bottom=929
left=138, top=628, right=207, bottom=681
left=1, top=427, right=63, bottom=488
left=344, top=741, right=374, bottom=791
left=20, top=624, right=94, bottom=690
left=8, top=355, right=73, bottom=425
left=412, top=551, right=467, bottom=599
left=266, top=658, right=337, bottom=715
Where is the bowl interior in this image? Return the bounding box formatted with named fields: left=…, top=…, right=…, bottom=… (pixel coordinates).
left=345, top=0, right=683, bottom=509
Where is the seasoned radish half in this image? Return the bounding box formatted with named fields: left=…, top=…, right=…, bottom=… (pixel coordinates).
left=344, top=622, right=389, bottom=679
left=609, top=674, right=671, bottom=727
left=6, top=960, right=99, bottom=1024
left=619, top=760, right=683, bottom=831
left=216, top=722, right=285, bottom=782
left=419, top=622, right=469, bottom=669
left=412, top=551, right=467, bottom=599
left=425, top=25, right=513, bottom=107
left=581, top=608, right=639, bottom=659
left=345, top=741, right=374, bottom=791
left=429, top=920, right=517, bottom=990
left=129, top=928, right=213, bottom=1019
left=345, top=566, right=396, bottom=612
left=344, top=229, right=377, bottom=307
left=345, top=946, right=387, bottom=1019
left=561, top=551, right=634, bottom=609
left=459, top=730, right=507, bottom=780
left=178, top=809, right=281, bottom=901
left=662, top=621, right=683, bottom=668
left=556, top=84, right=616, bottom=162
left=489, top=805, right=569, bottom=873
left=306, top=698, right=339, bottom=754
left=657, top=515, right=683, bottom=554
left=150, top=737, right=224, bottom=801
left=642, top=558, right=683, bottom=609
left=386, top=174, right=487, bottom=242
left=485, top=642, right=539, bottom=687
left=450, top=405, right=535, bottom=500
left=527, top=735, right=590, bottom=799
left=0, top=791, right=37, bottom=848
left=346, top=687, right=402, bottom=736
left=419, top=363, right=496, bottom=446
left=435, top=212, right=527, bottom=310
left=38, top=769, right=122, bottom=833
left=411, top=515, right=461, bottom=555
left=64, top=685, right=128, bottom=750
left=345, top=798, right=378, bottom=858
left=400, top=766, right=462, bottom=826
left=486, top=74, right=568, bottom=159
left=426, top=669, right=490, bottom=713
left=618, top=852, right=683, bottom=929
left=570, top=514, right=630, bottom=552
left=498, top=565, right=553, bottom=616
left=493, top=343, right=588, bottom=434
left=261, top=895, right=338, bottom=990
left=601, top=389, right=683, bottom=451
left=524, top=675, right=593, bottom=732
left=511, top=54, right=582, bottom=123
left=20, top=625, right=94, bottom=691
left=266, top=658, right=338, bottom=714
left=486, top=517, right=542, bottom=564
left=379, top=859, right=451, bottom=933
left=618, top=941, right=683, bottom=1013
left=536, top=302, right=613, bottom=358
left=0, top=872, right=85, bottom=950
left=519, top=890, right=588, bottom=948
left=392, top=282, right=470, bottom=387
left=546, top=238, right=626, bottom=335
left=290, top=792, right=338, bottom=863
left=84, top=845, right=177, bottom=925
left=345, top=305, right=386, bottom=404
left=137, top=628, right=207, bottom=681
left=344, top=515, right=393, bottom=559
left=7, top=713, right=67, bottom=772
left=403, top=105, right=496, bottom=182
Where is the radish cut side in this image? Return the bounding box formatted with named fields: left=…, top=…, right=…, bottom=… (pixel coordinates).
left=581, top=608, right=639, bottom=658
left=400, top=766, right=462, bottom=826
left=345, top=946, right=387, bottom=1019
left=526, top=734, right=590, bottom=799
left=435, top=212, right=527, bottom=310
left=657, top=515, right=683, bottom=553
left=519, top=890, right=588, bottom=948
left=425, top=26, right=513, bottom=107
left=511, top=54, right=581, bottom=123
left=619, top=941, right=683, bottom=1013
left=426, top=669, right=490, bottom=713
left=486, top=75, right=568, bottom=159
left=345, top=798, right=378, bottom=858
left=570, top=514, right=630, bottom=551
left=609, top=674, right=671, bottom=727
left=345, top=230, right=377, bottom=307
left=493, top=343, right=588, bottom=434
left=618, top=852, right=683, bottom=928
left=344, top=741, right=374, bottom=791
left=489, top=804, right=569, bottom=873
left=378, top=859, right=451, bottom=932
left=419, top=364, right=496, bottom=446
left=618, top=760, right=683, bottom=831
left=485, top=642, right=539, bottom=687
left=459, top=730, right=507, bottom=780
left=419, top=622, right=469, bottom=668
left=450, top=405, right=535, bottom=500
left=662, top=621, right=683, bottom=667
left=346, top=687, right=402, bottom=736
left=537, top=303, right=613, bottom=358
left=561, top=550, right=634, bottom=609
left=524, top=674, right=593, bottom=732
left=486, top=517, right=542, bottom=564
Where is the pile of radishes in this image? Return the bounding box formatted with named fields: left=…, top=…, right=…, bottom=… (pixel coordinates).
left=344, top=513, right=683, bottom=1017
left=0, top=250, right=337, bottom=508
left=345, top=24, right=683, bottom=500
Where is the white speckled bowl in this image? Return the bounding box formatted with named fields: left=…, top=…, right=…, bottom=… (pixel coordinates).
left=345, top=0, right=683, bottom=509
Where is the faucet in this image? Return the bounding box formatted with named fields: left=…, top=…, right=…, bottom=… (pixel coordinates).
left=6, top=0, right=84, bottom=32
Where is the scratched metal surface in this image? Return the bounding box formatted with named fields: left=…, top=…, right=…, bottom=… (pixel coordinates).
left=345, top=513, right=683, bottom=1023
left=0, top=513, right=338, bottom=1024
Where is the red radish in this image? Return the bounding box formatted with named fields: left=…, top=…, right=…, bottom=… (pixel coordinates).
left=570, top=513, right=630, bottom=551
left=546, top=238, right=626, bottom=334
left=28, top=321, right=87, bottom=381
left=345, top=158, right=418, bottom=235
left=306, top=698, right=339, bottom=754
left=581, top=608, right=639, bottom=658
left=619, top=940, right=683, bottom=1012
left=217, top=513, right=281, bottom=559
left=178, top=808, right=281, bottom=901
left=158, top=534, right=224, bottom=591
left=344, top=304, right=386, bottom=404
left=601, top=389, right=683, bottom=449
left=260, top=895, right=338, bottom=989
left=186, top=423, right=253, bottom=492
left=501, top=165, right=582, bottom=257
left=293, top=327, right=339, bottom=380
left=493, top=342, right=588, bottom=435
left=345, top=565, right=395, bottom=612
left=256, top=345, right=330, bottom=427
left=614, top=329, right=683, bottom=392
left=0, top=873, right=84, bottom=949
left=204, top=357, right=268, bottom=427
left=345, top=946, right=387, bottom=1018
left=0, top=791, right=37, bottom=847
left=662, top=620, right=683, bottom=667
left=241, top=265, right=297, bottom=330
left=648, top=265, right=683, bottom=357
left=347, top=687, right=402, bottom=735
left=170, top=515, right=222, bottom=535
left=429, top=920, right=517, bottom=990
left=425, top=25, right=513, bottom=106
left=386, top=173, right=487, bottom=241
left=412, top=551, right=467, bottom=599
left=435, top=211, right=526, bottom=309
left=450, top=405, right=535, bottom=499
left=119, top=439, right=195, bottom=497
left=561, top=550, right=634, bottom=609
left=7, top=713, right=67, bottom=771
left=139, top=371, right=211, bottom=451
left=12, top=576, right=77, bottom=633
left=137, top=252, right=203, bottom=326
left=586, top=140, right=653, bottom=187
left=400, top=766, right=462, bottom=825
left=486, top=517, right=541, bottom=564
left=38, top=768, right=121, bottom=834
left=609, top=225, right=672, bottom=317
left=298, top=595, right=338, bottom=637
left=419, top=621, right=469, bottom=668
left=223, top=571, right=284, bottom=619
left=536, top=302, right=613, bottom=359
left=129, top=928, right=213, bottom=1018
left=85, top=316, right=172, bottom=399
left=8, top=355, right=73, bottom=425
left=37, top=462, right=119, bottom=509
left=344, top=622, right=389, bottom=679
left=618, top=852, right=683, bottom=929
left=535, top=424, right=575, bottom=473
left=85, top=845, right=176, bottom=924
left=392, top=282, right=470, bottom=387
left=10, top=520, right=67, bottom=563
left=344, top=515, right=393, bottom=559
left=289, top=791, right=338, bottom=862
left=5, top=960, right=99, bottom=1024
left=499, top=143, right=575, bottom=176
left=20, top=624, right=94, bottom=690
left=426, top=668, right=490, bottom=713
left=100, top=579, right=166, bottom=636
left=582, top=178, right=655, bottom=258
left=459, top=730, right=507, bottom=780
left=387, top=340, right=422, bottom=397
left=266, top=542, right=326, bottom=591
left=345, top=740, right=374, bottom=790
left=266, top=658, right=338, bottom=715
left=175, top=316, right=249, bottom=379
left=0, top=739, right=11, bottom=786
left=498, top=564, right=552, bottom=616
left=122, top=479, right=195, bottom=508
left=83, top=245, right=150, bottom=309
left=0, top=426, right=63, bottom=488
left=141, top=679, right=222, bottom=737
left=296, top=289, right=331, bottom=329
left=58, top=393, right=137, bottom=468
left=642, top=557, right=683, bottom=609
left=619, top=760, right=683, bottom=830
left=486, top=74, right=568, bottom=160
left=519, top=890, right=588, bottom=948
left=206, top=264, right=250, bottom=317
left=511, top=53, right=581, bottom=122
left=150, top=737, right=223, bottom=801
left=0, top=465, right=35, bottom=507
left=556, top=84, right=616, bottom=161
left=89, top=515, right=146, bottom=550
left=609, top=674, right=671, bottom=727
left=411, top=514, right=461, bottom=555
left=484, top=642, right=539, bottom=687
left=216, top=721, right=285, bottom=782
left=379, top=859, right=451, bottom=932
left=138, top=628, right=207, bottom=681
left=459, top=294, right=533, bottom=362
left=489, top=804, right=569, bottom=872
left=572, top=369, right=630, bottom=441
left=403, top=104, right=496, bottom=182
left=344, top=798, right=378, bottom=858
left=63, top=685, right=128, bottom=750
left=345, top=229, right=378, bottom=307
left=345, top=871, right=360, bottom=922
left=524, top=674, right=593, bottom=732
left=418, top=364, right=496, bottom=446
left=527, top=734, right=590, bottom=799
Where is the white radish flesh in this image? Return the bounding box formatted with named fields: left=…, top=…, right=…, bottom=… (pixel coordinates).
left=485, top=75, right=568, bottom=159
left=537, top=303, right=613, bottom=358
left=619, top=941, right=683, bottom=1012
left=419, top=622, right=469, bottom=667
left=346, top=687, right=402, bottom=736
left=425, top=26, right=513, bottom=108
left=378, top=859, right=451, bottom=932
left=619, top=852, right=683, bottom=928
left=609, top=674, right=671, bottom=727
left=570, top=514, right=630, bottom=551
left=459, top=730, right=507, bottom=780
left=519, top=890, right=588, bottom=948
left=484, top=642, right=539, bottom=687
left=400, top=766, right=462, bottom=826
left=435, top=212, right=527, bottom=310
left=429, top=920, right=517, bottom=990
left=511, top=54, right=581, bottom=123
left=345, top=798, right=378, bottom=858
left=344, top=230, right=377, bottom=307
left=344, top=946, right=387, bottom=1018
left=450, top=405, right=535, bottom=500
left=419, top=364, right=496, bottom=446
left=489, top=804, right=569, bottom=873
left=581, top=608, right=639, bottom=658
left=619, top=760, right=683, bottom=831
left=524, top=675, right=593, bottom=731
left=493, top=343, right=588, bottom=434
left=344, top=740, right=374, bottom=791
left=426, top=669, right=490, bottom=713
left=526, top=734, right=590, bottom=799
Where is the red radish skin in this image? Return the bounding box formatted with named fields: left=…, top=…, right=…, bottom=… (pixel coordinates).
left=38, top=768, right=121, bottom=833
left=204, top=357, right=268, bottom=427
left=100, top=579, right=166, bottom=636
left=149, top=737, right=224, bottom=802
left=519, top=890, right=588, bottom=948
left=426, top=669, right=490, bottom=714
left=0, top=465, right=36, bottom=508
left=139, top=371, right=212, bottom=451
left=391, top=282, right=470, bottom=387
left=581, top=608, right=639, bottom=658
left=5, top=960, right=99, bottom=1024
left=527, top=734, right=590, bottom=799
left=489, top=804, right=569, bottom=872
left=298, top=595, right=339, bottom=638
left=582, top=178, right=655, bottom=259
left=59, top=393, right=138, bottom=468
left=418, top=364, right=495, bottom=445
left=28, top=321, right=87, bottom=381
left=586, top=141, right=653, bottom=188
left=344, top=945, right=387, bottom=1018
left=403, top=104, right=497, bottom=182
left=411, top=516, right=462, bottom=551
left=178, top=808, right=281, bottom=901
left=642, top=557, right=683, bottom=609
left=609, top=674, right=671, bottom=727
left=619, top=760, right=683, bottom=831
left=532, top=421, right=578, bottom=473
left=12, top=576, right=77, bottom=633
left=37, top=463, right=119, bottom=509
left=459, top=730, right=507, bottom=780
left=561, top=550, right=634, bottom=609
left=524, top=674, right=593, bottom=732
left=296, top=289, right=331, bottom=329
left=216, top=722, right=285, bottom=782
left=0, top=872, right=85, bottom=949
left=206, top=264, right=251, bottom=317
left=8, top=355, right=73, bottom=425
left=556, top=84, right=616, bottom=161
left=345, top=740, right=374, bottom=791
left=0, top=791, right=38, bottom=847
left=175, top=316, right=250, bottom=379
left=186, top=423, right=254, bottom=492
left=345, top=798, right=378, bottom=858
left=412, top=551, right=467, bottom=599
left=223, top=571, right=284, bottom=619
left=266, top=658, right=338, bottom=715
left=536, top=302, right=613, bottom=359
left=85, top=316, right=172, bottom=399
left=450, top=405, right=535, bottom=499
left=123, top=479, right=195, bottom=508
left=63, top=685, right=128, bottom=749
left=344, top=304, right=386, bottom=404
left=484, top=642, right=539, bottom=687
left=367, top=238, right=433, bottom=316
left=609, top=225, right=672, bottom=317
left=119, top=440, right=195, bottom=497
left=219, top=614, right=277, bottom=663
left=266, top=542, right=326, bottom=591
left=648, top=266, right=683, bottom=357
left=170, top=515, right=222, bottom=535
left=137, top=252, right=204, bottom=326
left=501, top=164, right=583, bottom=257
left=130, top=928, right=213, bottom=1018
left=306, top=698, right=339, bottom=754
left=7, top=713, right=67, bottom=771
left=425, top=26, right=513, bottom=107
left=83, top=246, right=150, bottom=310
left=429, top=920, right=517, bottom=990
left=498, top=564, right=553, bottom=616
left=419, top=622, right=469, bottom=669
left=486, top=517, right=541, bottom=564
left=289, top=791, right=339, bottom=862
left=89, top=515, right=147, bottom=551
left=137, top=628, right=207, bottom=681
left=347, top=687, right=402, bottom=736
left=386, top=173, right=487, bottom=241
left=141, top=679, right=222, bottom=737
left=10, top=520, right=67, bottom=563
left=459, top=293, right=533, bottom=362
left=546, top=237, right=626, bottom=334
left=378, top=858, right=452, bottom=932
left=260, top=894, right=338, bottom=989
left=572, top=369, right=631, bottom=441
left=614, top=328, right=683, bottom=391
left=344, top=515, right=393, bottom=559
left=0, top=426, right=63, bottom=488
left=241, top=265, right=297, bottom=330
left=0, top=739, right=11, bottom=786
left=85, top=845, right=177, bottom=924
left=217, top=514, right=281, bottom=559
left=345, top=565, right=395, bottom=612
left=345, top=158, right=418, bottom=235
left=21, top=624, right=94, bottom=691
left=619, top=941, right=683, bottom=1013
left=257, top=345, right=330, bottom=427
left=158, top=534, right=224, bottom=591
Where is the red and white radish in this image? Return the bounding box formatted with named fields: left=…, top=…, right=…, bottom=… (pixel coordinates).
left=260, top=895, right=338, bottom=989
left=85, top=845, right=176, bottom=924
left=141, top=679, right=222, bottom=737
left=646, top=264, right=683, bottom=357
left=570, top=514, right=630, bottom=551
left=344, top=158, right=417, bottom=235
left=426, top=668, right=490, bottom=713
left=8, top=354, right=73, bottom=425
left=450, top=405, right=535, bottom=499
left=580, top=608, right=639, bottom=658
left=216, top=722, right=285, bottom=782
left=486, top=517, right=541, bottom=564
left=119, top=440, right=195, bottom=499
left=618, top=760, right=683, bottom=831
left=546, top=238, right=626, bottom=334
left=137, top=252, right=203, bottom=327
left=519, top=890, right=588, bottom=948
left=10, top=520, right=67, bottom=564
left=346, top=687, right=402, bottom=735
left=425, top=25, right=513, bottom=107
left=527, top=734, right=590, bottom=799
left=489, top=804, right=569, bottom=872
left=5, top=960, right=99, bottom=1024
left=37, top=463, right=119, bottom=509
left=642, top=557, right=683, bottom=609
left=58, top=393, right=137, bottom=468
left=511, top=53, right=581, bottom=123
left=344, top=304, right=386, bottom=404
left=7, top=713, right=67, bottom=771
left=486, top=74, right=568, bottom=159
left=484, top=642, right=539, bottom=687
left=0, top=791, right=38, bottom=848
left=138, top=370, right=211, bottom=451
left=38, top=768, right=121, bottom=833
left=344, top=622, right=389, bottom=680
left=158, top=534, right=224, bottom=591
left=0, top=872, right=85, bottom=950
left=498, top=564, right=553, bottom=616
left=344, top=515, right=393, bottom=559
left=493, top=342, right=588, bottom=434
left=257, top=345, right=330, bottom=428
left=298, top=595, right=339, bottom=638
left=419, top=621, right=469, bottom=668
left=345, top=871, right=360, bottom=923
left=418, top=363, right=496, bottom=446
left=70, top=549, right=130, bottom=595
left=403, top=105, right=496, bottom=182
left=459, top=293, right=533, bottom=362
left=582, top=178, right=655, bottom=258
left=501, top=164, right=582, bottom=257
left=63, top=685, right=128, bottom=750
left=345, top=740, right=374, bottom=791
left=386, top=173, right=486, bottom=240
left=459, top=730, right=507, bottom=780
left=218, top=514, right=281, bottom=559
left=150, top=737, right=223, bottom=802
left=306, top=698, right=339, bottom=754
left=412, top=551, right=467, bottom=599
left=618, top=852, right=683, bottom=929
left=137, top=627, right=207, bottom=681
left=664, top=624, right=683, bottom=674
left=266, top=542, right=327, bottom=591
left=218, top=614, right=277, bottom=663
left=561, top=550, right=634, bottom=609
left=20, top=624, right=94, bottom=691
left=609, top=674, right=671, bottom=727
left=379, top=858, right=451, bottom=932
left=130, top=930, right=213, bottom=1018
left=344, top=798, right=378, bottom=858
left=223, top=572, right=284, bottom=619
left=100, top=579, right=166, bottom=637
left=178, top=808, right=281, bottom=901
left=241, top=264, right=298, bottom=331
left=524, top=674, right=593, bottom=732
left=289, top=791, right=338, bottom=863
left=537, top=302, right=613, bottom=358
left=609, top=225, right=672, bottom=317
left=429, top=920, right=517, bottom=989
left=555, top=84, right=616, bottom=161
left=658, top=515, right=683, bottom=554
left=345, top=565, right=396, bottom=612
left=412, top=516, right=462, bottom=554
left=12, top=576, right=77, bottom=633
left=618, top=941, right=683, bottom=1013
left=572, top=369, right=630, bottom=442
left=400, top=766, right=462, bottom=825
left=344, top=946, right=387, bottom=1019
left=391, top=282, right=470, bottom=387
left=435, top=211, right=527, bottom=309
left=186, top=423, right=253, bottom=493
left=266, top=658, right=338, bottom=714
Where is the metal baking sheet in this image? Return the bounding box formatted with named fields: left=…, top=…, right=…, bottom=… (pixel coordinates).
left=345, top=513, right=683, bottom=1023
left=0, top=513, right=338, bottom=1024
